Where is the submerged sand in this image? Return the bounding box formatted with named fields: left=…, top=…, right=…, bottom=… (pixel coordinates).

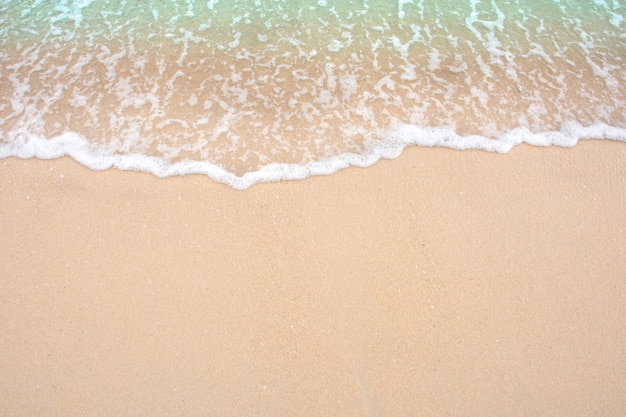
left=1, top=140, right=625, bottom=416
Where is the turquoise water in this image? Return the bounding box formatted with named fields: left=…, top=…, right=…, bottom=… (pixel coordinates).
left=1, top=0, right=625, bottom=188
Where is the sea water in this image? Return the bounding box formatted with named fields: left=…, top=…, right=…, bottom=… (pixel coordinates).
left=0, top=0, right=624, bottom=189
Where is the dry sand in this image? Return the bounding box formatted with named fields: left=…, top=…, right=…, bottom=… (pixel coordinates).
left=1, top=140, right=625, bottom=416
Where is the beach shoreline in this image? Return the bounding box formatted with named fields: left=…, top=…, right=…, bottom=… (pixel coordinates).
left=1, top=140, right=625, bottom=416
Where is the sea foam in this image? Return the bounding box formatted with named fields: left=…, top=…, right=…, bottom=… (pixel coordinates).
left=1, top=0, right=625, bottom=189
left=2, top=123, right=624, bottom=190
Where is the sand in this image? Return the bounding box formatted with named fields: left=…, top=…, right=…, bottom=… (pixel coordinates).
left=1, top=140, right=625, bottom=416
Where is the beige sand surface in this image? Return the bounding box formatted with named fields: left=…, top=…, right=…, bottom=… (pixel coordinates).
left=1, top=141, right=625, bottom=416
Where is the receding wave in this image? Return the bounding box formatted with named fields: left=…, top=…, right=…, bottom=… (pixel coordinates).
left=1, top=0, right=625, bottom=188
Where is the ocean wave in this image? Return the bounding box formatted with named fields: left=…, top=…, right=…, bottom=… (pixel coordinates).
left=2, top=122, right=624, bottom=189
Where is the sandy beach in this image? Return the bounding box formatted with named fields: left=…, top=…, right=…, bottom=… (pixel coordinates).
left=1, top=140, right=625, bottom=416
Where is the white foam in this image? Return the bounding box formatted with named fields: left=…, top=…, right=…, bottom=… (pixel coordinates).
left=2, top=123, right=624, bottom=190
left=20, top=0, right=45, bottom=18
left=398, top=0, right=413, bottom=20
left=427, top=49, right=440, bottom=71
left=339, top=74, right=358, bottom=101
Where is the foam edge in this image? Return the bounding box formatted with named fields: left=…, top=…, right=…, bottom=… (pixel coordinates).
left=1, top=122, right=625, bottom=190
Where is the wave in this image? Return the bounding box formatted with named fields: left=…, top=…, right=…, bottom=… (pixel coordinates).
left=2, top=122, right=624, bottom=189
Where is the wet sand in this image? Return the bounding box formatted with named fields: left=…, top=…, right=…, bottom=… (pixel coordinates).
left=1, top=140, right=625, bottom=416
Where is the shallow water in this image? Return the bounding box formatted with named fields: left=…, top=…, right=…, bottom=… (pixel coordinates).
left=1, top=0, right=625, bottom=188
